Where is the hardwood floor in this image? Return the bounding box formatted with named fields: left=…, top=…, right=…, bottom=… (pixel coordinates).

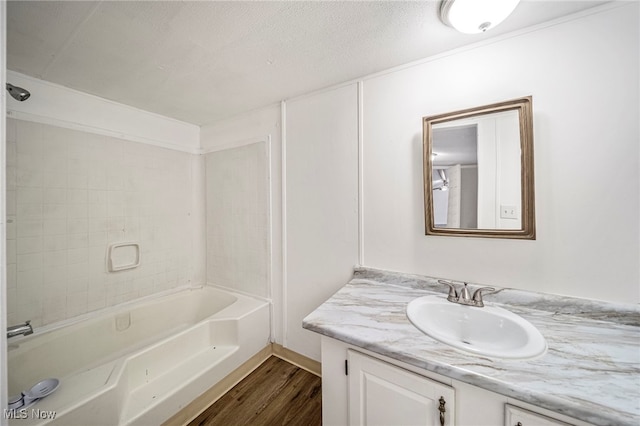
left=189, top=356, right=322, bottom=426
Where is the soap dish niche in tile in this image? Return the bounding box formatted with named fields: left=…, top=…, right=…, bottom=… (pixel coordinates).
left=108, top=242, right=140, bottom=272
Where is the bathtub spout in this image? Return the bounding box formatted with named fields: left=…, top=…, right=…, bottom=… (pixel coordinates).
left=7, top=320, right=33, bottom=339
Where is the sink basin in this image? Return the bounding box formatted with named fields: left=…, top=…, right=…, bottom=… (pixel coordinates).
left=406, top=295, right=547, bottom=359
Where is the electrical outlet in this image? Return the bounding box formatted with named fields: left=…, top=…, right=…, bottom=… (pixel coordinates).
left=500, top=205, right=518, bottom=219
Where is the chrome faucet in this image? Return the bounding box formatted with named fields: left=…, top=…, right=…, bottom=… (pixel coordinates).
left=438, top=280, right=495, bottom=307
left=7, top=320, right=33, bottom=339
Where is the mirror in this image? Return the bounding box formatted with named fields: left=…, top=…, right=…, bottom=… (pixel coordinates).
left=423, top=97, right=535, bottom=239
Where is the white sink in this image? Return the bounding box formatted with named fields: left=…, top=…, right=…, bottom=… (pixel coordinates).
left=406, top=295, right=547, bottom=360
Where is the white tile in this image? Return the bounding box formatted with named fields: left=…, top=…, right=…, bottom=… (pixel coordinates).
left=87, top=298, right=106, bottom=313
left=67, top=233, right=89, bottom=249
left=15, top=168, right=44, bottom=188
left=6, top=190, right=16, bottom=215
left=6, top=240, right=16, bottom=264
left=68, top=218, right=89, bottom=234
left=16, top=135, right=43, bottom=156
left=43, top=235, right=67, bottom=251
left=17, top=236, right=43, bottom=254
left=67, top=189, right=88, bottom=204
left=43, top=171, right=67, bottom=188
left=6, top=288, right=17, bottom=314
left=89, top=217, right=109, bottom=232
left=17, top=153, right=44, bottom=172
left=68, top=247, right=89, bottom=264
left=9, top=122, right=198, bottom=324
left=107, top=203, right=125, bottom=218
left=17, top=268, right=43, bottom=287
left=67, top=203, right=88, bottom=218
left=88, top=190, right=107, bottom=205
left=7, top=264, right=17, bottom=290
left=17, top=253, right=43, bottom=271
left=42, top=307, right=67, bottom=326
left=43, top=219, right=67, bottom=236
left=107, top=173, right=124, bottom=191
left=16, top=188, right=42, bottom=204
left=43, top=188, right=67, bottom=204
left=67, top=279, right=88, bottom=294
left=42, top=157, right=67, bottom=172
left=43, top=265, right=68, bottom=285
left=89, top=203, right=108, bottom=218
left=6, top=118, right=17, bottom=143
left=107, top=217, right=125, bottom=233
left=67, top=141, right=88, bottom=161
left=88, top=232, right=108, bottom=247
left=17, top=203, right=43, bottom=220
left=68, top=172, right=88, bottom=189
left=6, top=165, right=17, bottom=190
left=43, top=250, right=67, bottom=267
left=43, top=204, right=67, bottom=219
left=88, top=171, right=108, bottom=190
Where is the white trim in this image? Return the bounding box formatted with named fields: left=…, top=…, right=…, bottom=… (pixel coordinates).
left=281, top=100, right=288, bottom=348
left=206, top=283, right=272, bottom=304
left=6, top=71, right=200, bottom=154
left=6, top=110, right=201, bottom=154
left=266, top=135, right=275, bottom=343
left=0, top=1, right=8, bottom=422
left=357, top=81, right=365, bottom=266
left=201, top=136, right=268, bottom=154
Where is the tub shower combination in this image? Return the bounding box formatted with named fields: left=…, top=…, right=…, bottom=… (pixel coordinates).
left=7, top=287, right=270, bottom=425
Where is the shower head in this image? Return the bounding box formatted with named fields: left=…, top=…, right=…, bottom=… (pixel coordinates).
left=6, top=83, right=30, bottom=101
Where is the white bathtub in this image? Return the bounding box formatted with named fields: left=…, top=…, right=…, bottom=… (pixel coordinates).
left=7, top=286, right=271, bottom=426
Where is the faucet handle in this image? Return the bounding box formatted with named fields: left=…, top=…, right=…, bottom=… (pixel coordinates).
left=471, top=287, right=496, bottom=307
left=437, top=280, right=458, bottom=301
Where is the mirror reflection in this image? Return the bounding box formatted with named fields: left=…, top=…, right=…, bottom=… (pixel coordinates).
left=423, top=97, right=535, bottom=239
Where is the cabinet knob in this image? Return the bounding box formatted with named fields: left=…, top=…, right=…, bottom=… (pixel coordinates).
left=438, top=396, right=446, bottom=426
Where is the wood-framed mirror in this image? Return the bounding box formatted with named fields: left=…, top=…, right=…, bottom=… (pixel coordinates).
left=423, top=96, right=535, bottom=239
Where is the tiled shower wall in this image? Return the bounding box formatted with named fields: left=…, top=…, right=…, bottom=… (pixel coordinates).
left=6, top=119, right=198, bottom=327
left=205, top=142, right=269, bottom=298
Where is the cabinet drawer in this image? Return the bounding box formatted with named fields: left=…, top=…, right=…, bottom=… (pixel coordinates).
left=506, top=404, right=573, bottom=426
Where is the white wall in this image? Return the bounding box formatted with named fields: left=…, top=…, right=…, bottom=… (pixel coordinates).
left=2, top=69, right=206, bottom=330
left=285, top=84, right=359, bottom=360
left=6, top=119, right=202, bottom=327
left=202, top=3, right=638, bottom=362
left=363, top=3, right=639, bottom=302
left=200, top=104, right=283, bottom=343
left=205, top=142, right=270, bottom=298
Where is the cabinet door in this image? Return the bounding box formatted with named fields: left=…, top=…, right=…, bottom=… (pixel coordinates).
left=505, top=404, right=573, bottom=426
left=348, top=350, right=455, bottom=426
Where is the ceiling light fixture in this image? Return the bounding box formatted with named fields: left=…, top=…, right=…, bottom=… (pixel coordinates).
left=439, top=0, right=521, bottom=34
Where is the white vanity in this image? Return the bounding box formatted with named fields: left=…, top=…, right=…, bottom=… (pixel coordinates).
left=303, top=268, right=640, bottom=426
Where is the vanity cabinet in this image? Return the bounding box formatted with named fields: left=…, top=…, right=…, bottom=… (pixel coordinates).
left=321, top=336, right=592, bottom=426
left=348, top=350, right=455, bottom=426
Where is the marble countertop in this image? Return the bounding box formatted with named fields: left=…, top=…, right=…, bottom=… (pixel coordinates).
left=302, top=267, right=640, bottom=426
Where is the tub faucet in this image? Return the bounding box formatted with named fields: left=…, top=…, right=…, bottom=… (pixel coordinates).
left=7, top=320, right=33, bottom=339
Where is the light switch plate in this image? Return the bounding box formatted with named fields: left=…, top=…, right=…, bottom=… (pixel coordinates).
left=500, top=205, right=518, bottom=219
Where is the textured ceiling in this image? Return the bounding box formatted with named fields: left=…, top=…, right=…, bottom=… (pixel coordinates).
left=7, top=1, right=607, bottom=126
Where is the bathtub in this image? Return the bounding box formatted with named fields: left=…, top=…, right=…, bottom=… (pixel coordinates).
left=7, top=286, right=271, bottom=426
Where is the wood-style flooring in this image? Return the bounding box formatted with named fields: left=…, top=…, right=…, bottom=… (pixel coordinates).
left=190, top=356, right=322, bottom=426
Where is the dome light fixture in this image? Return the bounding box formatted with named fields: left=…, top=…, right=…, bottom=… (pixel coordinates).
left=439, top=0, right=521, bottom=34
